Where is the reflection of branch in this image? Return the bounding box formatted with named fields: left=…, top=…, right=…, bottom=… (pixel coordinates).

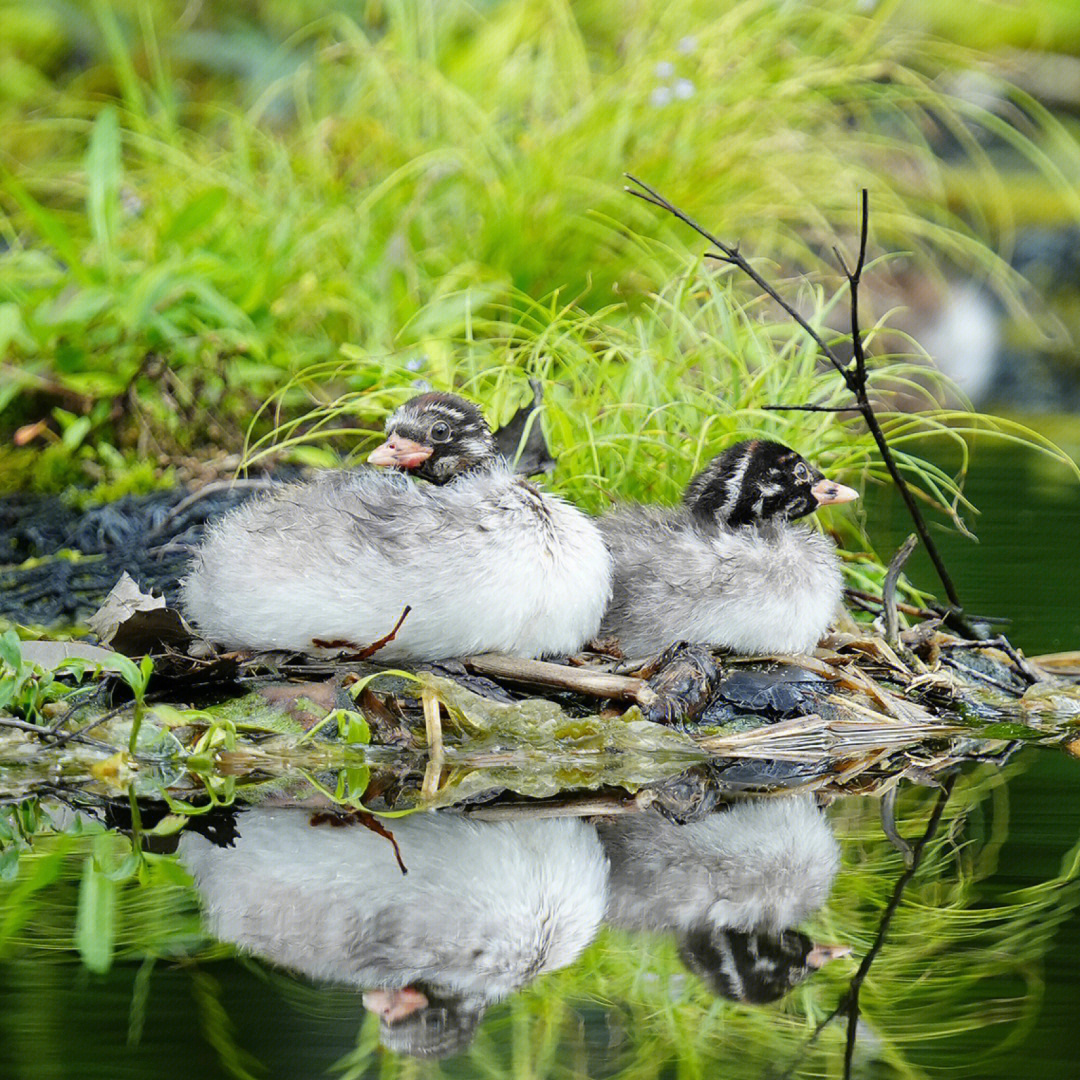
left=841, top=774, right=957, bottom=1078
left=776, top=774, right=956, bottom=1080
left=624, top=175, right=965, bottom=612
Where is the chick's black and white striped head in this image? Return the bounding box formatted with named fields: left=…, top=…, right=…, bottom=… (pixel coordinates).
left=368, top=392, right=499, bottom=484
left=678, top=928, right=850, bottom=1004
left=684, top=440, right=858, bottom=528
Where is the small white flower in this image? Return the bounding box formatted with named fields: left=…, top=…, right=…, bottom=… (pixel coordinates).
left=650, top=85, right=673, bottom=107
left=673, top=78, right=695, bottom=99
left=655, top=60, right=674, bottom=78
left=121, top=188, right=144, bottom=217
left=406, top=356, right=426, bottom=372
left=677, top=35, right=697, bottom=54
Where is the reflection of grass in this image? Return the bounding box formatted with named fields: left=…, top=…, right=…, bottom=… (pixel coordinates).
left=3, top=762, right=1080, bottom=1077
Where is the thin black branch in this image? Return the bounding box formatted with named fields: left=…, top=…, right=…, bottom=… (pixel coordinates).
left=764, top=404, right=864, bottom=413
left=627, top=176, right=966, bottom=611
left=626, top=174, right=854, bottom=386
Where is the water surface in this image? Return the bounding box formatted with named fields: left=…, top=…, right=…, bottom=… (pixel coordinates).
left=3, top=433, right=1080, bottom=1080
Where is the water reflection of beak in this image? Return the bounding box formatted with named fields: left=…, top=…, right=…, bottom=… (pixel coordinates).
left=811, top=478, right=859, bottom=507
left=369, top=435, right=434, bottom=469
left=806, top=942, right=853, bottom=969
left=362, top=987, right=430, bottom=1023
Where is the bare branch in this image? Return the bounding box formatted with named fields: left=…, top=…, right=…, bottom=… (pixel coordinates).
left=883, top=534, right=918, bottom=649
left=625, top=174, right=854, bottom=386
left=763, top=404, right=863, bottom=413
left=626, top=177, right=967, bottom=612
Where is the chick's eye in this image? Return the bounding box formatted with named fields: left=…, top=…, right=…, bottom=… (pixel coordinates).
left=430, top=421, right=452, bottom=442
left=794, top=463, right=810, bottom=482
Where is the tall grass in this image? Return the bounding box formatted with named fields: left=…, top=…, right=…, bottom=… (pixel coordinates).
left=3, top=0, right=1080, bottom=494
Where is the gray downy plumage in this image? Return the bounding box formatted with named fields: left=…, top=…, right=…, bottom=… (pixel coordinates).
left=598, top=439, right=857, bottom=657
left=598, top=796, right=839, bottom=936
left=181, top=393, right=613, bottom=659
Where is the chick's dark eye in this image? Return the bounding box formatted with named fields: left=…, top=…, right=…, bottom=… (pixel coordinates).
left=430, top=421, right=452, bottom=442
left=794, top=462, right=810, bottom=482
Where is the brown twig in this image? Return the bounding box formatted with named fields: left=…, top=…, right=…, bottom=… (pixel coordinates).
left=623, top=176, right=965, bottom=612
left=350, top=606, right=413, bottom=662
left=356, top=811, right=408, bottom=874
left=460, top=653, right=659, bottom=709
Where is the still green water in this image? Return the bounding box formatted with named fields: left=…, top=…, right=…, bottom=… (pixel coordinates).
left=2, top=433, right=1080, bottom=1080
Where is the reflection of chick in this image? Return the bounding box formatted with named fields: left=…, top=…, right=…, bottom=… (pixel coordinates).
left=179, top=809, right=608, bottom=1058
left=599, top=797, right=847, bottom=1003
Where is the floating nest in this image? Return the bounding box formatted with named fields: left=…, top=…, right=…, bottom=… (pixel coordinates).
left=3, top=457, right=1080, bottom=822
left=5, top=562, right=1080, bottom=826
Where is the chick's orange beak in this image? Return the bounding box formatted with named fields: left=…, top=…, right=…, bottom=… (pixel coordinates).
left=362, top=988, right=429, bottom=1023
left=805, top=943, right=852, bottom=969
left=368, top=435, right=434, bottom=469
left=811, top=478, right=859, bottom=506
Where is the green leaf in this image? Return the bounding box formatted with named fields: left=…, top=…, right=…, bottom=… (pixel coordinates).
left=0, top=169, right=89, bottom=284
left=104, top=852, right=142, bottom=882
left=36, top=285, right=114, bottom=327
left=0, top=846, right=65, bottom=949
left=144, top=814, right=189, bottom=838
left=142, top=853, right=192, bottom=887
left=75, top=855, right=117, bottom=974
left=0, top=302, right=32, bottom=357
left=110, top=653, right=144, bottom=693
left=337, top=710, right=371, bottom=745
left=85, top=105, right=121, bottom=273
left=163, top=187, right=228, bottom=245
left=0, top=847, right=20, bottom=883
left=0, top=630, right=22, bottom=672
left=340, top=766, right=371, bottom=803
left=61, top=415, right=92, bottom=451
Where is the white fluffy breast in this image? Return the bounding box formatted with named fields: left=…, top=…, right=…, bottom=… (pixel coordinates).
left=692, top=524, right=843, bottom=655
left=181, top=468, right=612, bottom=660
